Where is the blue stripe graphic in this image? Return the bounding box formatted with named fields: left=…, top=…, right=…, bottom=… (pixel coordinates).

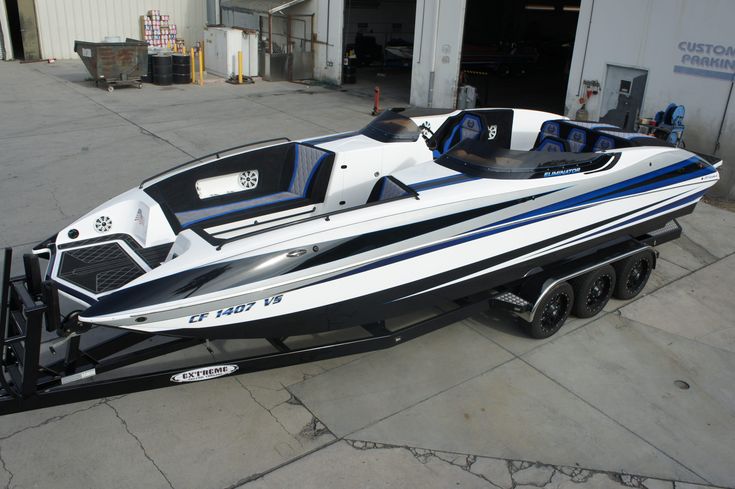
left=674, top=65, right=735, bottom=82
left=324, top=161, right=712, bottom=282
left=481, top=157, right=711, bottom=232
left=560, top=189, right=705, bottom=248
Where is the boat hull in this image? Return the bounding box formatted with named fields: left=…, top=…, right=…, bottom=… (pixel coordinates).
left=83, top=191, right=701, bottom=339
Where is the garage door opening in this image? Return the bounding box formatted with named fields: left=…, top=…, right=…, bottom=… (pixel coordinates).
left=460, top=0, right=579, bottom=113
left=342, top=0, right=416, bottom=104
left=4, top=0, right=41, bottom=60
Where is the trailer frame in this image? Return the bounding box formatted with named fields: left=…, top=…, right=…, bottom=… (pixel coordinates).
left=0, top=219, right=682, bottom=415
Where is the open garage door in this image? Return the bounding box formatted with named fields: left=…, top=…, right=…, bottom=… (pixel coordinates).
left=460, top=0, right=580, bottom=113
left=342, top=0, right=416, bottom=104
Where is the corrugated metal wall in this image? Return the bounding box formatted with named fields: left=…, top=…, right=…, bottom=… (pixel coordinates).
left=35, top=0, right=208, bottom=59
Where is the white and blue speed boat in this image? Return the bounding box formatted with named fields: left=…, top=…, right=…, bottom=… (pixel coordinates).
left=33, top=108, right=721, bottom=339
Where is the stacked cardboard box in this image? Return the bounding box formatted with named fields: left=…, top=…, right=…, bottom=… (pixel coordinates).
left=141, top=10, right=179, bottom=48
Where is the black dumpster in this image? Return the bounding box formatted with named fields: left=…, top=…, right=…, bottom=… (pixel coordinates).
left=74, top=38, right=148, bottom=92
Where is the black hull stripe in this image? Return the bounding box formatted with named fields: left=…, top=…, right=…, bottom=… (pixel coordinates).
left=317, top=180, right=696, bottom=286
left=157, top=203, right=696, bottom=339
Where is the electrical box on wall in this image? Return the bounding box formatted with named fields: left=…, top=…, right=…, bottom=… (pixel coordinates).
left=203, top=27, right=258, bottom=78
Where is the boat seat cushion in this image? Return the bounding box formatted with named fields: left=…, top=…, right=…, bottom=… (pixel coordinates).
left=592, top=135, right=617, bottom=151
left=441, top=114, right=485, bottom=155
left=146, top=142, right=334, bottom=230
left=535, top=136, right=568, bottom=152
left=540, top=121, right=561, bottom=139
left=532, top=119, right=672, bottom=154
left=566, top=128, right=587, bottom=152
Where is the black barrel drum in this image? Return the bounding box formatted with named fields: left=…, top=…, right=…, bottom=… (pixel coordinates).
left=172, top=54, right=191, bottom=84
left=142, top=53, right=155, bottom=83
left=153, top=54, right=172, bottom=86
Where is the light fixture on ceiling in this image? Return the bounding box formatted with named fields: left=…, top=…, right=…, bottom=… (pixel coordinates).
left=525, top=4, right=556, bottom=12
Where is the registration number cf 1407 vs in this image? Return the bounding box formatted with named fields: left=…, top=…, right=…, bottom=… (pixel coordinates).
left=188, top=294, right=284, bottom=323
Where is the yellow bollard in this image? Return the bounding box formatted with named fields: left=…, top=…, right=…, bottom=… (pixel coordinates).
left=198, top=48, right=204, bottom=87
left=238, top=50, right=243, bottom=84
left=190, top=48, right=195, bottom=84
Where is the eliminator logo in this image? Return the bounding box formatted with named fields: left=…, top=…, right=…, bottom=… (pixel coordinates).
left=170, top=365, right=239, bottom=383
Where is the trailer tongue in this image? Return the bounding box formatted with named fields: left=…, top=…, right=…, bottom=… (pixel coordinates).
left=0, top=248, right=494, bottom=415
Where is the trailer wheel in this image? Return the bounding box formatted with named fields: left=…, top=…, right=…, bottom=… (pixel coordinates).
left=530, top=282, right=573, bottom=339
left=614, top=251, right=654, bottom=300
left=572, top=265, right=616, bottom=318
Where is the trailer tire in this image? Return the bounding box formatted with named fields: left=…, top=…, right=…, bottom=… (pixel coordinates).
left=613, top=251, right=654, bottom=300
left=572, top=265, right=615, bottom=318
left=529, top=282, right=573, bottom=339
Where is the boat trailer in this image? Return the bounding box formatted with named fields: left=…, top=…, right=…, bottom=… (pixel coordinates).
left=0, top=219, right=681, bottom=415
left=0, top=248, right=498, bottom=415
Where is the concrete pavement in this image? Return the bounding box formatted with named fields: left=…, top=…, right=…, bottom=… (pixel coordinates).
left=0, top=59, right=733, bottom=489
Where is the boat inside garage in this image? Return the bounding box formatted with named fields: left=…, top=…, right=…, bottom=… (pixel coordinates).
left=460, top=0, right=580, bottom=113
left=342, top=0, right=416, bottom=103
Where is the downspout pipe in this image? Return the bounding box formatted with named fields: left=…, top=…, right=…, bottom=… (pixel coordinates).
left=714, top=77, right=734, bottom=154
left=325, top=0, right=331, bottom=69
left=427, top=0, right=441, bottom=107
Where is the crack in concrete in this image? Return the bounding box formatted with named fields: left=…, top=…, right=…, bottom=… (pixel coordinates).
left=284, top=393, right=302, bottom=406
left=556, top=465, right=594, bottom=483
left=615, top=472, right=647, bottom=488
left=105, top=402, right=175, bottom=489
left=518, top=354, right=711, bottom=486
left=232, top=377, right=303, bottom=447
left=298, top=417, right=329, bottom=440
left=341, top=440, right=713, bottom=489
left=345, top=440, right=508, bottom=488
left=220, top=439, right=341, bottom=489
left=514, top=467, right=557, bottom=488
left=49, top=188, right=69, bottom=219
left=0, top=447, right=14, bottom=489
left=0, top=398, right=108, bottom=441
left=32, top=67, right=194, bottom=160
left=346, top=440, right=390, bottom=450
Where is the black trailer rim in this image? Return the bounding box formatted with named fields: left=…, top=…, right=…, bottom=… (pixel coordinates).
left=540, top=292, right=569, bottom=333
left=586, top=274, right=612, bottom=309
left=626, top=259, right=649, bottom=293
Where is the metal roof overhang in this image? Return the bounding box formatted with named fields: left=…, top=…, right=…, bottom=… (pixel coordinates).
left=220, top=0, right=308, bottom=15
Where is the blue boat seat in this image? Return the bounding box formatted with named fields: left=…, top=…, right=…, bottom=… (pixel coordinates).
left=540, top=121, right=561, bottom=139
left=535, top=136, right=568, bottom=152
left=437, top=113, right=485, bottom=156
left=592, top=135, right=616, bottom=152
left=567, top=128, right=587, bottom=152
left=174, top=144, right=331, bottom=228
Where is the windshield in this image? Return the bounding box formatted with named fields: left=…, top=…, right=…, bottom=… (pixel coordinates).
left=360, top=109, right=420, bottom=143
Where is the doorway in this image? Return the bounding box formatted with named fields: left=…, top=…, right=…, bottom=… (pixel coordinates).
left=342, top=0, right=416, bottom=104
left=600, top=65, right=648, bottom=131
left=5, top=0, right=41, bottom=60
left=460, top=0, right=580, bottom=113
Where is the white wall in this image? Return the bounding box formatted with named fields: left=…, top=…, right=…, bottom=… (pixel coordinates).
left=289, top=0, right=342, bottom=84
left=0, top=0, right=8, bottom=60
left=34, top=0, right=208, bottom=59
left=410, top=0, right=467, bottom=108
left=0, top=0, right=12, bottom=59
left=566, top=0, right=735, bottom=198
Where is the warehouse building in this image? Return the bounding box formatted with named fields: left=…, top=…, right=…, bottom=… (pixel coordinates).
left=566, top=0, right=735, bottom=198
left=1, top=0, right=732, bottom=197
